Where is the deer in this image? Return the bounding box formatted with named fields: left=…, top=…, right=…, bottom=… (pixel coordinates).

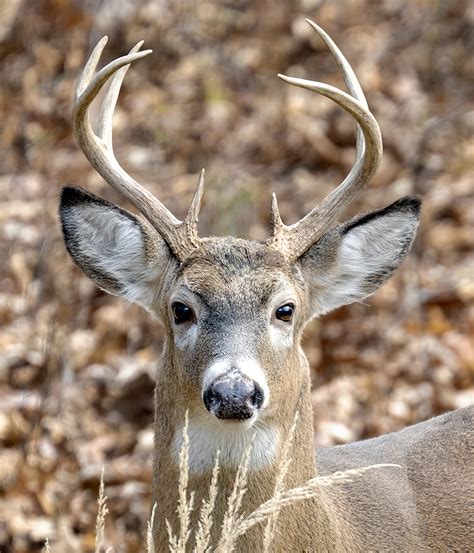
left=60, top=19, right=473, bottom=552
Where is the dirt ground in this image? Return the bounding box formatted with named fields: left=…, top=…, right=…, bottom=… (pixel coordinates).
left=0, top=1, right=472, bottom=551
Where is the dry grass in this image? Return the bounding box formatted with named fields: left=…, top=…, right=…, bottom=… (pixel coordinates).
left=95, top=466, right=109, bottom=553
left=193, top=452, right=220, bottom=553
left=262, top=412, right=299, bottom=552
left=147, top=504, right=157, bottom=553
left=232, top=464, right=404, bottom=540
left=167, top=411, right=195, bottom=553
left=43, top=419, right=402, bottom=552
left=214, top=436, right=254, bottom=553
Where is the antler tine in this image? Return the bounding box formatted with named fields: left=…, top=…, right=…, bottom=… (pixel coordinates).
left=185, top=169, right=205, bottom=235
left=306, top=20, right=367, bottom=108
left=270, top=192, right=283, bottom=234
left=270, top=20, right=383, bottom=260
left=96, top=40, right=145, bottom=149
left=306, top=19, right=366, bottom=168
left=75, top=36, right=109, bottom=100
left=73, top=38, right=204, bottom=260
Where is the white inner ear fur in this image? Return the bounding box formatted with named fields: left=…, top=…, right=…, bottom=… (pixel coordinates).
left=65, top=203, right=161, bottom=309
left=309, top=210, right=419, bottom=316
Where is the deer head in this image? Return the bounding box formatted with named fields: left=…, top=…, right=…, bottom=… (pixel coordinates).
left=60, top=21, right=420, bottom=455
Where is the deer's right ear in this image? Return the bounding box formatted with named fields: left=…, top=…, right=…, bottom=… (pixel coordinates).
left=59, top=186, right=176, bottom=312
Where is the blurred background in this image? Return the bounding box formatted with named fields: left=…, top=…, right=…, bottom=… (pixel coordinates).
left=0, top=0, right=472, bottom=551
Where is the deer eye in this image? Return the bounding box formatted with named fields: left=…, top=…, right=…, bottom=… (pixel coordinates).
left=172, top=302, right=194, bottom=324
left=275, top=303, right=294, bottom=322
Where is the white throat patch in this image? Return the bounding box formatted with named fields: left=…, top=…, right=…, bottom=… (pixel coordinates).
left=172, top=413, right=280, bottom=473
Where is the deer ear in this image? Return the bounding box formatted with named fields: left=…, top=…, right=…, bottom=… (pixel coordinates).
left=59, top=186, right=175, bottom=312
left=299, top=196, right=421, bottom=317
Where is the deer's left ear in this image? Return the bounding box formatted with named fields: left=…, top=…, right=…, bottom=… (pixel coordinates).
left=299, top=196, right=421, bottom=317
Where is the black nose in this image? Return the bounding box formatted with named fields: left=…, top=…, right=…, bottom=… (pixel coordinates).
left=203, top=373, right=264, bottom=420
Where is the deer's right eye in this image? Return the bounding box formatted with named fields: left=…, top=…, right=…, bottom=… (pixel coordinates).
left=172, top=302, right=194, bottom=324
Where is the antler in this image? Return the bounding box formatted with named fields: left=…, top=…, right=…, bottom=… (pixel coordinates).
left=269, top=19, right=383, bottom=260
left=73, top=37, right=203, bottom=260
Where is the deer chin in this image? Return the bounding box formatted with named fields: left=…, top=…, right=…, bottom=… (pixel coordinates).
left=172, top=410, right=280, bottom=473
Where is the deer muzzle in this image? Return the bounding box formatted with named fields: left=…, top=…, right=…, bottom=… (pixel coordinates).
left=203, top=371, right=264, bottom=421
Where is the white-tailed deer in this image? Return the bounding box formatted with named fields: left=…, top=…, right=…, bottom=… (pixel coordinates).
left=60, top=20, right=472, bottom=552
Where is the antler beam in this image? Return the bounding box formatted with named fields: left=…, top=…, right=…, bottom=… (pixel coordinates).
left=73, top=37, right=203, bottom=260
left=269, top=19, right=383, bottom=260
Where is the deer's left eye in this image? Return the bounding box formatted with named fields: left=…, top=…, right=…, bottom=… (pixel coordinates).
left=275, top=303, right=294, bottom=322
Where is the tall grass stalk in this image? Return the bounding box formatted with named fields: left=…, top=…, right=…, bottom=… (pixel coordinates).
left=155, top=418, right=401, bottom=552
left=167, top=411, right=195, bottom=553
left=194, top=451, right=220, bottom=553
left=214, top=435, right=254, bottom=552
left=95, top=466, right=109, bottom=553
left=147, top=503, right=157, bottom=553
left=262, top=412, right=299, bottom=552
left=233, top=463, right=404, bottom=538
left=45, top=425, right=403, bottom=552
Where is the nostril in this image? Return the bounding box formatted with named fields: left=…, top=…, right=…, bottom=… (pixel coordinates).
left=203, top=385, right=215, bottom=412
left=250, top=382, right=264, bottom=409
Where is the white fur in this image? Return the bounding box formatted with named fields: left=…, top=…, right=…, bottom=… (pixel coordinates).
left=268, top=291, right=297, bottom=349
left=310, top=211, right=419, bottom=316
left=174, top=324, right=198, bottom=351
left=173, top=412, right=280, bottom=473
left=202, top=357, right=270, bottom=409
left=170, top=288, right=202, bottom=350
left=269, top=325, right=293, bottom=349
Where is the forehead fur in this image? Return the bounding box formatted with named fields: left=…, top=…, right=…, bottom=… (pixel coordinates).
left=178, top=237, right=302, bottom=306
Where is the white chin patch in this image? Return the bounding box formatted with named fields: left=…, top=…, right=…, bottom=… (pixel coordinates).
left=172, top=412, right=280, bottom=473
left=201, top=358, right=270, bottom=409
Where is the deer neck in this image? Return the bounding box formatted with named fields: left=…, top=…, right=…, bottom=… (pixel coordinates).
left=150, top=347, right=339, bottom=550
